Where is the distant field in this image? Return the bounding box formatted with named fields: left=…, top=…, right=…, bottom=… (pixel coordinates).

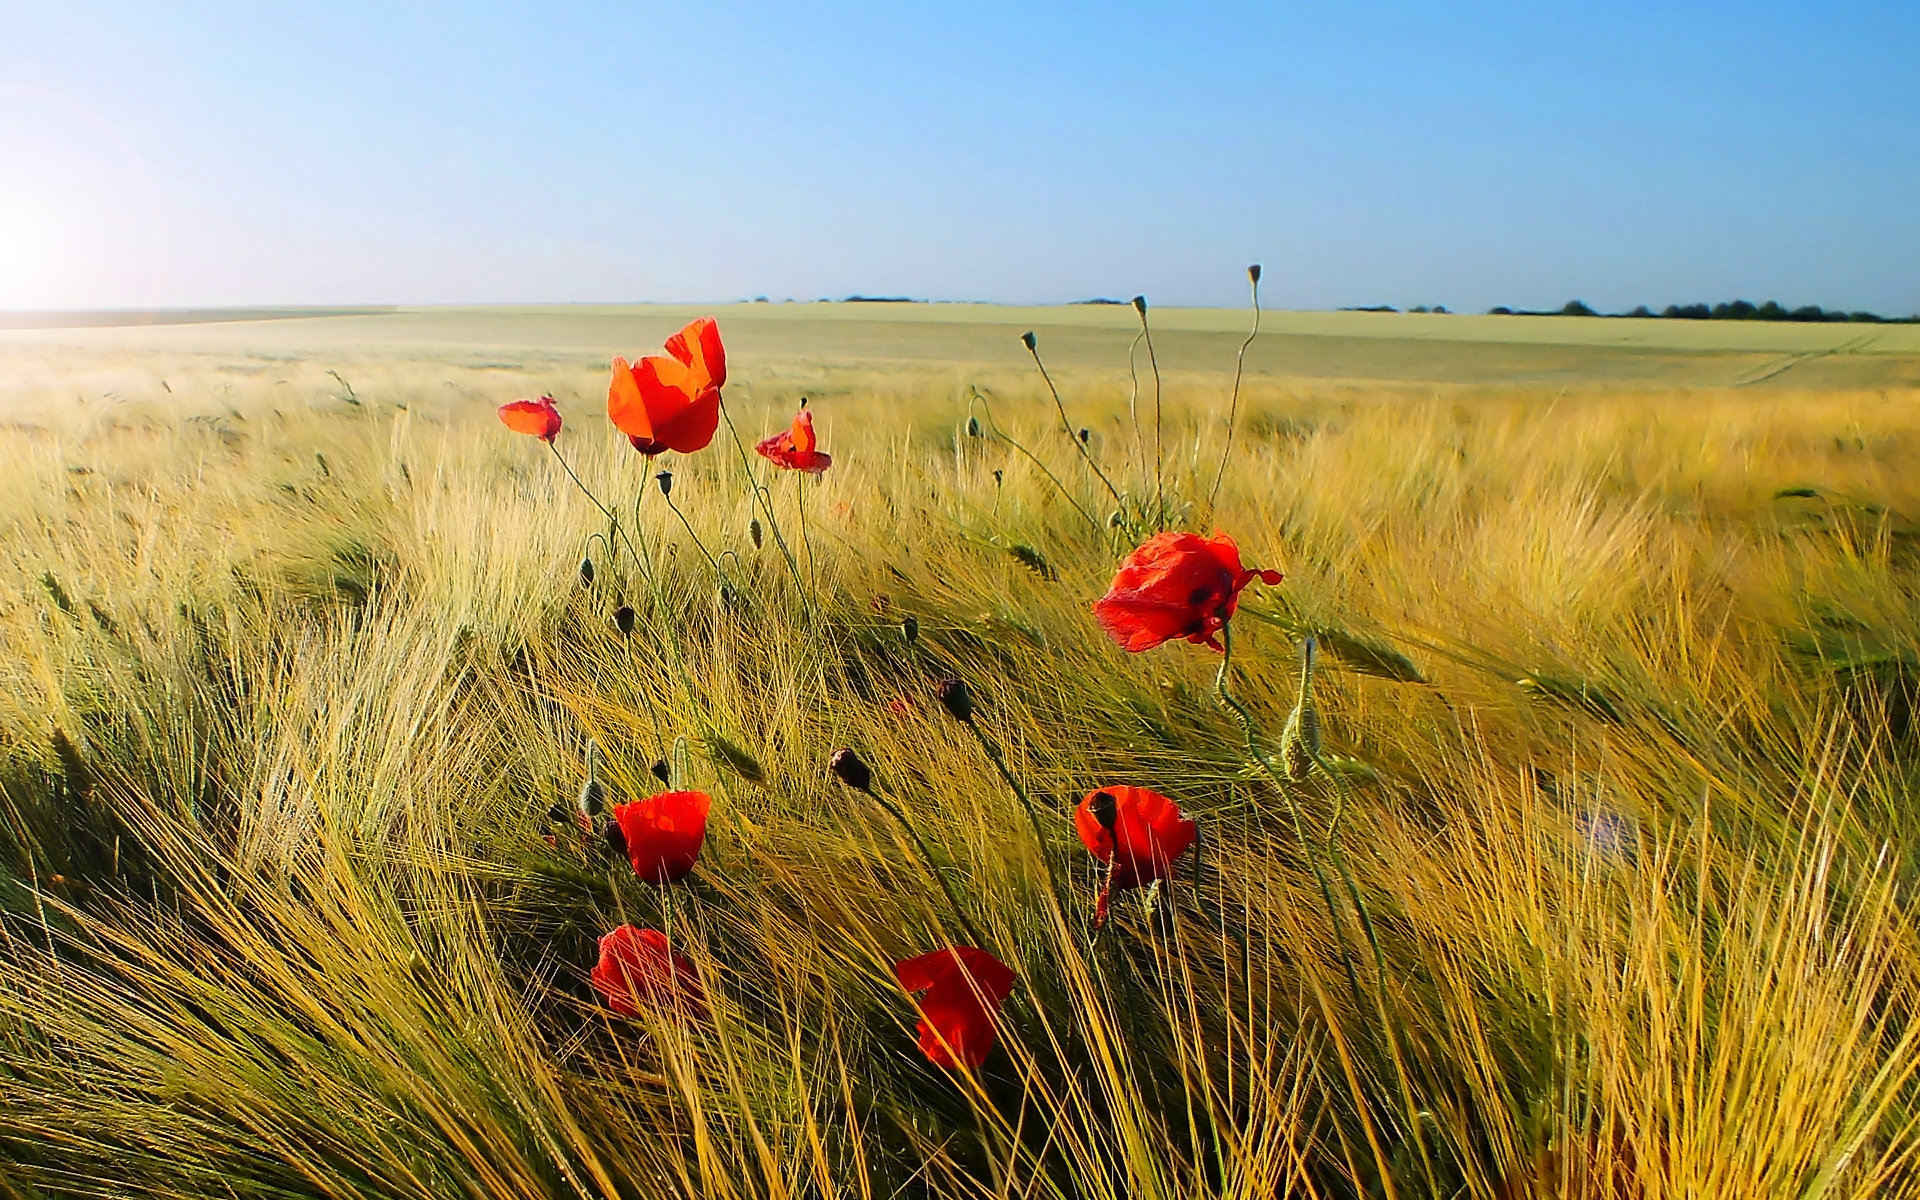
left=5, top=302, right=1919, bottom=399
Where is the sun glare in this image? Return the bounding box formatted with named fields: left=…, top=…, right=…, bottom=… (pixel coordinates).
left=0, top=192, right=67, bottom=309
left=0, top=87, right=166, bottom=310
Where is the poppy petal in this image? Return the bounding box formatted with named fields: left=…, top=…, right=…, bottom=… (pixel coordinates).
left=611, top=791, right=713, bottom=883
left=498, top=397, right=562, bottom=441
left=608, top=358, right=655, bottom=440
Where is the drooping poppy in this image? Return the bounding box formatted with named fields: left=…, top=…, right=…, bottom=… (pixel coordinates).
left=1092, top=531, right=1281, bottom=653
left=590, top=924, right=706, bottom=1019
left=609, top=316, right=726, bottom=456
left=755, top=407, right=832, bottom=474
left=498, top=395, right=562, bottom=442
left=893, top=946, right=1016, bottom=1070
left=1075, top=785, right=1198, bottom=925
left=610, top=790, right=711, bottom=884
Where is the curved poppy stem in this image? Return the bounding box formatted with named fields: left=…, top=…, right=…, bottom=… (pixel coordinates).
left=1213, top=622, right=1366, bottom=1013
left=957, top=719, right=1062, bottom=900
left=718, top=400, right=817, bottom=624
left=1132, top=299, right=1164, bottom=531
left=791, top=470, right=818, bottom=607
left=1205, top=269, right=1262, bottom=520
left=1022, top=336, right=1123, bottom=506
left=620, top=484, right=719, bottom=754
left=547, top=442, right=629, bottom=558
left=661, top=484, right=722, bottom=575
left=970, top=394, right=1100, bottom=532
left=1125, top=329, right=1147, bottom=492
left=866, top=783, right=987, bottom=952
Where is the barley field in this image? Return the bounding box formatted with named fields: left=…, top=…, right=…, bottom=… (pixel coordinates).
left=3, top=303, right=1919, bottom=1199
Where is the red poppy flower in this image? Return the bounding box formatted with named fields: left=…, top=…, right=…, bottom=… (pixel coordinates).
left=610, top=790, right=711, bottom=884
left=1074, top=785, right=1198, bottom=925
left=590, top=924, right=706, bottom=1019
left=894, top=946, right=1016, bottom=1070
left=1092, top=531, right=1281, bottom=653
left=498, top=395, right=562, bottom=442
left=755, top=408, right=832, bottom=474
left=609, top=317, right=725, bottom=456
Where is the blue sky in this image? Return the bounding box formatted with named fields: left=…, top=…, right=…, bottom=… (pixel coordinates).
left=2, top=2, right=1916, bottom=312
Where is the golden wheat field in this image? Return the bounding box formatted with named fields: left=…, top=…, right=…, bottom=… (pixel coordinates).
left=3, top=303, right=1920, bottom=1199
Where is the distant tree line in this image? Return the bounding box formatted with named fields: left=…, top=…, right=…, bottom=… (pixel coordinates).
left=1483, top=299, right=1919, bottom=323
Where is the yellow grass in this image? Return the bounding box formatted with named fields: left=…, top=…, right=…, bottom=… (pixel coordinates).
left=2, top=308, right=1919, bottom=1198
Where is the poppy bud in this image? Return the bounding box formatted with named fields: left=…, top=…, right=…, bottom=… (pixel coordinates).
left=829, top=748, right=873, bottom=793
left=614, top=605, right=636, bottom=636
left=1280, top=637, right=1321, bottom=781
left=901, top=615, right=919, bottom=645
left=1077, top=428, right=1090, bottom=444
left=1021, top=331, right=1037, bottom=352
left=750, top=517, right=763, bottom=549
left=650, top=759, right=672, bottom=785
left=1087, top=789, right=1118, bottom=833
left=656, top=470, right=673, bottom=497
left=935, top=677, right=974, bottom=723
left=992, top=470, right=1003, bottom=486
left=546, top=802, right=569, bottom=824
left=577, top=776, right=605, bottom=817
left=606, top=821, right=628, bottom=858
left=1132, top=295, right=1147, bottom=316
left=579, top=556, right=595, bottom=587
left=1248, top=263, right=1262, bottom=284
left=967, top=417, right=981, bottom=438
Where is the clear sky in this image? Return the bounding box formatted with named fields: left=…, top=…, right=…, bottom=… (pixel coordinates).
left=2, top=2, right=1916, bottom=314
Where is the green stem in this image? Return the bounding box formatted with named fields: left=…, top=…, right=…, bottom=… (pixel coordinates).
left=1213, top=622, right=1367, bottom=1014
left=971, top=394, right=1101, bottom=531
left=1023, top=339, right=1123, bottom=505
left=962, top=720, right=1062, bottom=898
left=662, top=487, right=721, bottom=574
left=719, top=400, right=817, bottom=625
left=868, top=784, right=987, bottom=952
left=1206, top=271, right=1262, bottom=519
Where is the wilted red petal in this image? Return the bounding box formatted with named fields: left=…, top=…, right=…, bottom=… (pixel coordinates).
left=611, top=790, right=712, bottom=884
left=894, top=946, right=1016, bottom=1070
left=591, top=925, right=706, bottom=1019
left=498, top=396, right=562, bottom=442
left=755, top=408, right=832, bottom=474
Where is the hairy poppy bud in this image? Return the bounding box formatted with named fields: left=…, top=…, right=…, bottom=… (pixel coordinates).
left=656, top=470, right=673, bottom=498
left=650, top=759, right=671, bottom=785
left=901, top=615, right=919, bottom=644
left=1279, top=638, right=1321, bottom=781
left=547, top=802, right=569, bottom=824
left=577, top=776, right=605, bottom=817
left=1248, top=263, right=1262, bottom=285
left=966, top=417, right=980, bottom=438
left=1077, top=428, right=1090, bottom=444
left=1132, top=295, right=1147, bottom=316
left=935, top=677, right=974, bottom=723
left=606, top=821, right=628, bottom=858
left=750, top=517, right=763, bottom=549
left=992, top=469, right=1003, bottom=486
left=614, top=606, right=636, bottom=636
left=829, top=748, right=873, bottom=793
left=579, top=556, right=595, bottom=587
left=1020, top=330, right=1037, bottom=352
